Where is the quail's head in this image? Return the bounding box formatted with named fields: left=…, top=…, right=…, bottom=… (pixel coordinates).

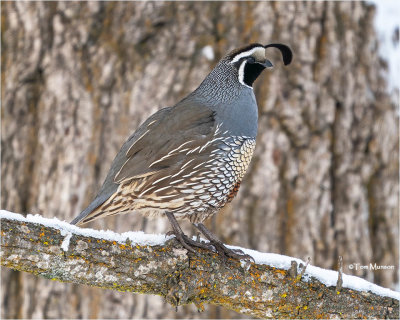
left=224, top=43, right=293, bottom=88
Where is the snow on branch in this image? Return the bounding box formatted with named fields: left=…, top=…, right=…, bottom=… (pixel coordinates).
left=1, top=210, right=399, bottom=318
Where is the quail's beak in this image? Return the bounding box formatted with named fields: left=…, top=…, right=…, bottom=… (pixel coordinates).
left=260, top=59, right=273, bottom=68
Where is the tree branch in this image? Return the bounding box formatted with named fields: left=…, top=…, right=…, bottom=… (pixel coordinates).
left=1, top=211, right=398, bottom=318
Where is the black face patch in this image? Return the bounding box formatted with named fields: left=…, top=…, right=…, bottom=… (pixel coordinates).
left=243, top=61, right=266, bottom=87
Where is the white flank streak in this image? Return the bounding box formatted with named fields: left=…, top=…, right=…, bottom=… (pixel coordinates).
left=230, top=47, right=265, bottom=64
left=193, top=162, right=205, bottom=170
left=126, top=129, right=149, bottom=156
left=179, top=140, right=195, bottom=149
left=206, top=157, right=217, bottom=164
left=138, top=185, right=157, bottom=197
left=114, top=159, right=130, bottom=182
left=171, top=168, right=185, bottom=178
left=153, top=186, right=171, bottom=193
left=187, top=146, right=200, bottom=154
left=215, top=123, right=222, bottom=134
left=170, top=178, right=184, bottom=185
left=149, top=154, right=173, bottom=167
left=151, top=175, right=171, bottom=185
left=166, top=140, right=195, bottom=156
left=61, top=231, right=72, bottom=252
left=181, top=158, right=195, bottom=169
left=200, top=136, right=222, bottom=151
left=147, top=119, right=158, bottom=127
left=182, top=170, right=198, bottom=178
left=199, top=141, right=211, bottom=153
left=158, top=194, right=177, bottom=199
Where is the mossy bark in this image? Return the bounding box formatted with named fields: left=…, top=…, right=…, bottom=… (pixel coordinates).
left=2, top=216, right=398, bottom=319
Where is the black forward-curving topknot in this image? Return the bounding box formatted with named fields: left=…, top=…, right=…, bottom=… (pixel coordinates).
left=264, top=43, right=293, bottom=65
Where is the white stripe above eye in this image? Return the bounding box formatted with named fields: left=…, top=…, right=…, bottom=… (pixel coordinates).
left=230, top=46, right=264, bottom=64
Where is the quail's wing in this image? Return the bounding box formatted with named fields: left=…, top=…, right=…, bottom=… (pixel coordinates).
left=114, top=103, right=217, bottom=183
left=71, top=107, right=173, bottom=225
left=71, top=103, right=217, bottom=225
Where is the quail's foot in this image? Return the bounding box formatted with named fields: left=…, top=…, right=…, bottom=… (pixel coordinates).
left=166, top=230, right=214, bottom=253
left=209, top=239, right=255, bottom=263
left=166, top=212, right=214, bottom=254
left=194, top=223, right=255, bottom=263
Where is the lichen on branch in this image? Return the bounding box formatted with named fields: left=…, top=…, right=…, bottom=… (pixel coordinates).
left=1, top=213, right=398, bottom=319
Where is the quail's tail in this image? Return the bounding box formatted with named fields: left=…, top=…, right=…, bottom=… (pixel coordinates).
left=70, top=193, right=111, bottom=226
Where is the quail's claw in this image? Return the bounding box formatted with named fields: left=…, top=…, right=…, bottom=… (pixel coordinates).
left=193, top=222, right=255, bottom=264
left=231, top=248, right=255, bottom=263
left=169, top=230, right=215, bottom=253
left=210, top=241, right=255, bottom=263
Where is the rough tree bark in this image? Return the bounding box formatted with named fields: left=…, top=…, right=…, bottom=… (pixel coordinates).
left=2, top=214, right=399, bottom=319
left=1, top=1, right=398, bottom=319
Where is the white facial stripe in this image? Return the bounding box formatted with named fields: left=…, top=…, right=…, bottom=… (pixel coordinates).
left=231, top=47, right=265, bottom=64
left=238, top=60, right=252, bottom=89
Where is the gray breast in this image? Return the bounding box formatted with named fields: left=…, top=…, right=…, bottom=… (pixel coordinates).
left=215, top=88, right=259, bottom=138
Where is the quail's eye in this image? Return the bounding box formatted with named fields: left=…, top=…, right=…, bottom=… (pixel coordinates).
left=247, top=56, right=256, bottom=64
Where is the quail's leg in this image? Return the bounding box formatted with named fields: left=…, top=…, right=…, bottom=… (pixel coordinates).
left=166, top=212, right=213, bottom=253
left=193, top=223, right=255, bottom=263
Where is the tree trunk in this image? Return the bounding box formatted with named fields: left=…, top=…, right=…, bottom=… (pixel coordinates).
left=1, top=1, right=398, bottom=318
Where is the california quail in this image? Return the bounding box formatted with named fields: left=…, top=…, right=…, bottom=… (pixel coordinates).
left=71, top=43, right=292, bottom=260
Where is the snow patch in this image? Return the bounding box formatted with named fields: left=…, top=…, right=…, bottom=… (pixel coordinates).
left=0, top=210, right=173, bottom=247
left=61, top=232, right=72, bottom=252
left=368, top=0, right=400, bottom=95
left=1, top=210, right=399, bottom=301
left=201, top=45, right=215, bottom=61
left=226, top=246, right=400, bottom=301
